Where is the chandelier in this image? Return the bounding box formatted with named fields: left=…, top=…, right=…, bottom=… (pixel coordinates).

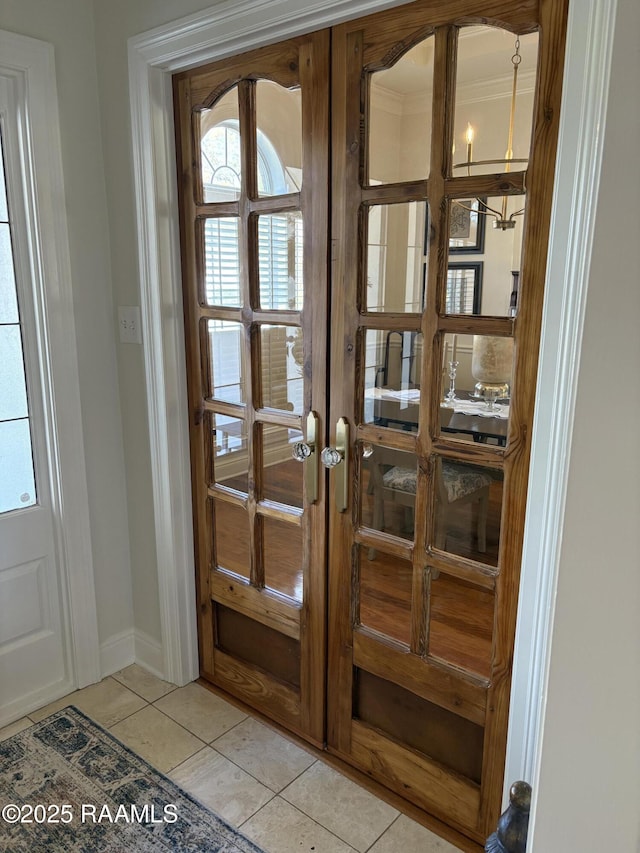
left=453, top=36, right=527, bottom=231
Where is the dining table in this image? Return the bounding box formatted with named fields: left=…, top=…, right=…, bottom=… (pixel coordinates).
left=365, top=386, right=508, bottom=447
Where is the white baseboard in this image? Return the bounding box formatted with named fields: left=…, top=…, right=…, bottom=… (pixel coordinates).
left=99, top=628, right=166, bottom=683
left=99, top=629, right=135, bottom=678
left=0, top=676, right=76, bottom=728
left=134, top=629, right=165, bottom=680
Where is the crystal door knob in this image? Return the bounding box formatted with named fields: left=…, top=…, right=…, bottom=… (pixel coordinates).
left=292, top=441, right=312, bottom=462
left=321, top=446, right=343, bottom=468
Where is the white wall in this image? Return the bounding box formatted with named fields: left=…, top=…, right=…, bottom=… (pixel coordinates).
left=0, top=0, right=134, bottom=653
left=530, top=0, right=640, bottom=848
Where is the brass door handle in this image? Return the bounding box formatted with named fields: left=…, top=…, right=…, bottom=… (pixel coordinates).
left=291, top=411, right=319, bottom=504
left=321, top=417, right=349, bottom=512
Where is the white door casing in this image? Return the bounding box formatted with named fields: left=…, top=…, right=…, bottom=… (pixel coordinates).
left=0, top=30, right=100, bottom=726
left=127, top=0, right=615, bottom=809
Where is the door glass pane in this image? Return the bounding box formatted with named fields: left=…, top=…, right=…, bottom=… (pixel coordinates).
left=448, top=196, right=486, bottom=254
left=202, top=217, right=241, bottom=307
left=432, top=456, right=503, bottom=567
left=0, top=325, right=28, bottom=420
left=0, top=154, right=7, bottom=221
left=366, top=202, right=427, bottom=313
left=258, top=212, right=303, bottom=310
left=363, top=330, right=422, bottom=430
left=440, top=332, right=511, bottom=448
left=445, top=262, right=482, bottom=315
left=453, top=27, right=538, bottom=179
left=0, top=224, right=18, bottom=323
left=261, top=424, right=303, bottom=508
left=214, top=499, right=250, bottom=580
left=263, top=516, right=303, bottom=602
left=210, top=414, right=248, bottom=492
left=0, top=419, right=36, bottom=513
left=368, top=38, right=434, bottom=184
left=256, top=80, right=302, bottom=197
left=358, top=545, right=411, bottom=647
left=428, top=570, right=494, bottom=679
left=200, top=87, right=241, bottom=202
left=360, top=442, right=417, bottom=543
left=207, top=320, right=246, bottom=403
left=260, top=325, right=303, bottom=414
left=0, top=133, right=36, bottom=515
left=448, top=195, right=526, bottom=315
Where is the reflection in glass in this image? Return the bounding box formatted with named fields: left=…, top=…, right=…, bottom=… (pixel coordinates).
left=263, top=516, right=303, bottom=602
left=260, top=325, right=303, bottom=414
left=368, top=38, right=434, bottom=184
left=214, top=499, right=250, bottom=580
left=261, top=425, right=303, bottom=508
left=258, top=212, right=303, bottom=310
left=211, top=415, right=248, bottom=492
left=432, top=457, right=502, bottom=567
left=448, top=195, right=526, bottom=316
left=366, top=202, right=427, bottom=313
left=203, top=217, right=241, bottom=306
left=445, top=263, right=483, bottom=315
left=358, top=545, right=412, bottom=646
left=362, top=330, right=422, bottom=430
left=453, top=27, right=538, bottom=180
left=448, top=197, right=486, bottom=254
left=256, top=81, right=302, bottom=197
left=200, top=88, right=241, bottom=202
left=360, top=443, right=417, bottom=543
left=207, top=320, right=246, bottom=403
left=428, top=570, right=494, bottom=678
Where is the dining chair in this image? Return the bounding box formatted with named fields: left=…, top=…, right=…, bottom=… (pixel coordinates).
left=367, top=448, right=492, bottom=560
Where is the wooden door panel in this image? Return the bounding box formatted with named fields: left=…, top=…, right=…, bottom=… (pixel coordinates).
left=328, top=0, right=567, bottom=841
left=176, top=0, right=568, bottom=842
left=174, top=29, right=329, bottom=747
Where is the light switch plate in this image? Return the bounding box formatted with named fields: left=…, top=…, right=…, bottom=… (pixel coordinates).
left=118, top=306, right=142, bottom=344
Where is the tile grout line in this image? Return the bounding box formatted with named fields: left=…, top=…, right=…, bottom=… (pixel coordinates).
left=20, top=678, right=453, bottom=852
left=237, top=794, right=360, bottom=852
left=111, top=669, right=180, bottom=703
left=362, top=812, right=403, bottom=853
left=206, top=719, right=317, bottom=795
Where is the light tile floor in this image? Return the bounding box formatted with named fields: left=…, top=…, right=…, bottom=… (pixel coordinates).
left=0, top=666, right=466, bottom=853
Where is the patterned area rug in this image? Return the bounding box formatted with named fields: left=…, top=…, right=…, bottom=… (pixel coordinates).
left=0, top=706, right=265, bottom=852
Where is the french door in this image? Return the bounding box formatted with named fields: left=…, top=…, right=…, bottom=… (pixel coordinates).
left=174, top=0, right=567, bottom=841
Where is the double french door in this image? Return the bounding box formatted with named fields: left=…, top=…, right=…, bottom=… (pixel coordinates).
left=174, top=0, right=567, bottom=842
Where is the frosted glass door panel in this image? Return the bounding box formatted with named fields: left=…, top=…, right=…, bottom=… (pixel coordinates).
left=0, top=416, right=36, bottom=513
left=0, top=134, right=36, bottom=514
left=0, top=225, right=18, bottom=323
left=0, top=325, right=28, bottom=420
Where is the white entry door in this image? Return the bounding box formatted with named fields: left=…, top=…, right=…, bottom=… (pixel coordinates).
left=0, top=75, right=72, bottom=724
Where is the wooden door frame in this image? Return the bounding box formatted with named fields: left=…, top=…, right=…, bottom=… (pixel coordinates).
left=127, top=0, right=617, bottom=809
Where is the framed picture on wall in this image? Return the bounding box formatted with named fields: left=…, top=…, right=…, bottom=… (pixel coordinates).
left=449, top=198, right=486, bottom=254
left=446, top=262, right=483, bottom=314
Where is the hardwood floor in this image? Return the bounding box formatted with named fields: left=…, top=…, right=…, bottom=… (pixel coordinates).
left=214, top=457, right=496, bottom=678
